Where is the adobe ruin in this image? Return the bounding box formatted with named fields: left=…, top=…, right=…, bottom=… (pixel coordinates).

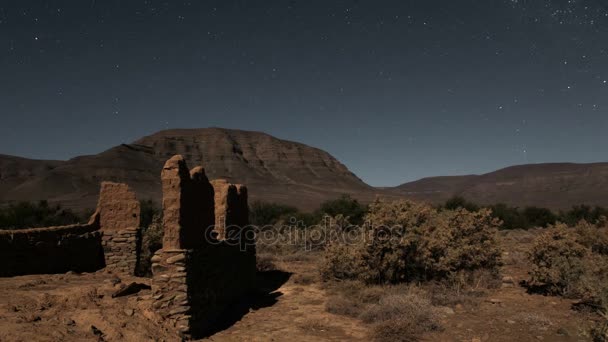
left=151, top=155, right=256, bottom=338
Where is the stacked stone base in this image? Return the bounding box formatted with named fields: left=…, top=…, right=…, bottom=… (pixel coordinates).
left=151, top=244, right=256, bottom=339
left=102, top=227, right=141, bottom=275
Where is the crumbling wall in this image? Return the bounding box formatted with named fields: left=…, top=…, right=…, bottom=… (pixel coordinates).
left=97, top=182, right=142, bottom=275
left=0, top=214, right=104, bottom=277
left=152, top=155, right=256, bottom=339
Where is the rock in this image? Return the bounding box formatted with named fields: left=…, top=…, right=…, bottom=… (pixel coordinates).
left=506, top=320, right=516, bottom=324
left=438, top=306, right=455, bottom=315
left=151, top=255, right=162, bottom=263
left=502, top=276, right=515, bottom=284
left=487, top=298, right=502, bottom=305
left=124, top=309, right=135, bottom=316
left=111, top=282, right=151, bottom=298
left=166, top=254, right=186, bottom=264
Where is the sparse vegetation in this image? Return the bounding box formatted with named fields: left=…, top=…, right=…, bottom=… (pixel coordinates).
left=136, top=213, right=164, bottom=277
left=322, top=199, right=502, bottom=284
left=0, top=200, right=86, bottom=230
left=441, top=196, right=608, bottom=230
left=528, top=221, right=608, bottom=309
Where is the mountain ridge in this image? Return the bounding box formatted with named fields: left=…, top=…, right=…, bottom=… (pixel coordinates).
left=1, top=128, right=607, bottom=211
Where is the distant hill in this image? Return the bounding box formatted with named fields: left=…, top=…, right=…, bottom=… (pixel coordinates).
left=389, top=163, right=608, bottom=210
left=0, top=128, right=383, bottom=211
left=1, top=128, right=607, bottom=211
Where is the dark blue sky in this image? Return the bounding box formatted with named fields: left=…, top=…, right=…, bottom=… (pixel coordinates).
left=1, top=0, right=607, bottom=186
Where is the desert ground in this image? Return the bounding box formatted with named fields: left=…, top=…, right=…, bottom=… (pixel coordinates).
left=0, top=228, right=597, bottom=342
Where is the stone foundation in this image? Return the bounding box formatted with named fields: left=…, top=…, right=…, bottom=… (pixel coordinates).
left=101, top=227, right=141, bottom=275
left=152, top=155, right=256, bottom=339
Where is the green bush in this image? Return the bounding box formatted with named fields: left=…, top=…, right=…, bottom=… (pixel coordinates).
left=317, top=194, right=367, bottom=226
left=443, top=196, right=479, bottom=212
left=0, top=200, right=85, bottom=230
left=249, top=201, right=300, bottom=226
left=136, top=213, right=164, bottom=277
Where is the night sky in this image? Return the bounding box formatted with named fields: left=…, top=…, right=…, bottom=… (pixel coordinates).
left=1, top=0, right=607, bottom=186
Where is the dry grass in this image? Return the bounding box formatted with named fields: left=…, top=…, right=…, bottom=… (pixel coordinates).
left=292, top=273, right=317, bottom=285
left=323, top=281, right=441, bottom=341
left=256, top=253, right=279, bottom=272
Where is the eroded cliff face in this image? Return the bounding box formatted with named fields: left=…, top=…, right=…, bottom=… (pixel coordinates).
left=0, top=128, right=374, bottom=211
left=134, top=128, right=366, bottom=189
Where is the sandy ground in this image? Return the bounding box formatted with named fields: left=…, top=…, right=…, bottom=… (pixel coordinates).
left=0, top=229, right=598, bottom=342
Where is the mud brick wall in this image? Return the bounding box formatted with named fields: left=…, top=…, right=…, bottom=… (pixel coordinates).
left=0, top=215, right=104, bottom=277
left=210, top=180, right=253, bottom=250
left=152, top=155, right=256, bottom=339
left=96, top=182, right=142, bottom=275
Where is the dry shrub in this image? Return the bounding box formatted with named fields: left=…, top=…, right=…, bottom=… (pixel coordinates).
left=361, top=290, right=441, bottom=342
left=528, top=221, right=608, bottom=311
left=293, top=273, right=317, bottom=285
left=427, top=269, right=500, bottom=307
left=136, top=214, right=163, bottom=277
left=256, top=253, right=279, bottom=272
left=324, top=280, right=386, bottom=317
left=324, top=281, right=441, bottom=341
left=322, top=200, right=502, bottom=285
left=320, top=243, right=364, bottom=281
left=514, top=313, right=553, bottom=331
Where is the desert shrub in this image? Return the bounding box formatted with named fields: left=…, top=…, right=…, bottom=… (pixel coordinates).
left=443, top=196, right=479, bottom=212
left=559, top=205, right=608, bottom=227
left=361, top=290, right=441, bottom=342
left=0, top=200, right=85, bottom=230
left=332, top=200, right=502, bottom=284
left=136, top=213, right=164, bottom=277
left=321, top=243, right=364, bottom=281
left=487, top=203, right=527, bottom=230
left=522, top=206, right=557, bottom=228
left=317, top=194, right=367, bottom=226
left=139, top=199, right=160, bottom=229
left=427, top=269, right=501, bottom=307
left=249, top=201, right=300, bottom=226
left=528, top=222, right=608, bottom=307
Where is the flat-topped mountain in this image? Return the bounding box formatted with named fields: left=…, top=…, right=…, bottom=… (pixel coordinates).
left=389, top=162, right=608, bottom=210
left=2, top=128, right=608, bottom=211
left=0, top=128, right=377, bottom=210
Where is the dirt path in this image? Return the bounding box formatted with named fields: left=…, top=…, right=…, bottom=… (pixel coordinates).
left=205, top=260, right=368, bottom=342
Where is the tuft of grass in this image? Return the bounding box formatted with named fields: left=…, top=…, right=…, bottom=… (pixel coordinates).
left=256, top=253, right=279, bottom=272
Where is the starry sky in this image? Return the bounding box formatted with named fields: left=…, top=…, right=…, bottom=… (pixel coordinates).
left=1, top=0, right=607, bottom=186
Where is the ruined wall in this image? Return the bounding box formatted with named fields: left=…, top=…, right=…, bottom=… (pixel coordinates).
left=210, top=180, right=251, bottom=244
left=161, top=156, right=214, bottom=250
left=152, top=155, right=256, bottom=339
left=0, top=214, right=104, bottom=277
left=97, top=182, right=142, bottom=275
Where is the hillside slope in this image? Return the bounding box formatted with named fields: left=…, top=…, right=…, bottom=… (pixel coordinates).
left=0, top=128, right=377, bottom=210
left=390, top=163, right=608, bottom=209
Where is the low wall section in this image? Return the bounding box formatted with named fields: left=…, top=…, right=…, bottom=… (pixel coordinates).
left=0, top=215, right=104, bottom=277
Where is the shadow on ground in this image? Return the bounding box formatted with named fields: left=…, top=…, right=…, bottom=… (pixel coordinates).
left=196, top=270, right=292, bottom=339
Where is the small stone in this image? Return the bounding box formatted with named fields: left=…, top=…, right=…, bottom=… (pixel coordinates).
left=169, top=306, right=190, bottom=315
left=166, top=254, right=186, bottom=264
left=502, top=276, right=515, bottom=284
left=488, top=298, right=502, bottom=305
left=124, top=309, right=135, bottom=317
left=506, top=320, right=516, bottom=324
